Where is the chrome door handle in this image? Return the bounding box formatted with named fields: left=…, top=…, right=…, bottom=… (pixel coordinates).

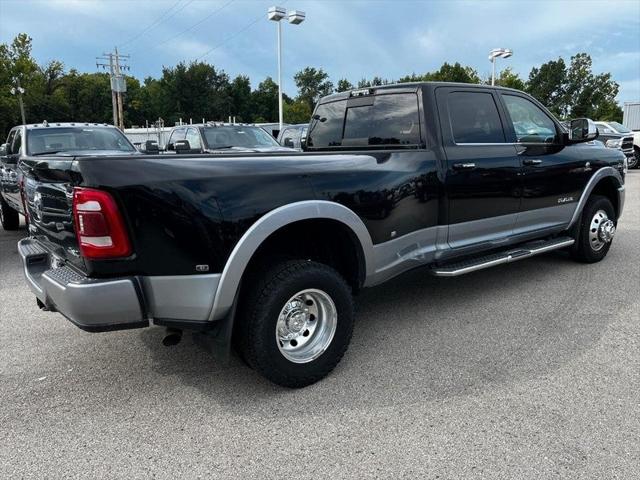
left=523, top=159, right=542, bottom=166
left=452, top=162, right=476, bottom=170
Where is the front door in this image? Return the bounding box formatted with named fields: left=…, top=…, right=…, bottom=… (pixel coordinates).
left=436, top=87, right=521, bottom=249
left=497, top=92, right=586, bottom=235
left=1, top=128, right=22, bottom=212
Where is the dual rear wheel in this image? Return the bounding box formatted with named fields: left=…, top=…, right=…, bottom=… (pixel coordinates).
left=235, top=260, right=354, bottom=388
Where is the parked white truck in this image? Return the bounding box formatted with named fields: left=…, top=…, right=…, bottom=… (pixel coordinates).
left=623, top=102, right=640, bottom=166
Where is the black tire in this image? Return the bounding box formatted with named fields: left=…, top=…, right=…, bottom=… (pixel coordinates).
left=571, top=195, right=616, bottom=263
left=630, top=147, right=640, bottom=169
left=235, top=260, right=354, bottom=388
left=0, top=196, right=20, bottom=230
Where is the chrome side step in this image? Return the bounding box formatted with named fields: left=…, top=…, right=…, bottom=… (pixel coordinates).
left=431, top=237, right=575, bottom=277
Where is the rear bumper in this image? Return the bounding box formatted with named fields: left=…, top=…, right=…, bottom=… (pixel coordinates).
left=18, top=238, right=147, bottom=332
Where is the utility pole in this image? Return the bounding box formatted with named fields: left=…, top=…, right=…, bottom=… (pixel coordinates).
left=10, top=78, right=26, bottom=125
left=96, top=48, right=130, bottom=130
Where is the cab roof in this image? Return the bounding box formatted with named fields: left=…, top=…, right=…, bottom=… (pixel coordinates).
left=318, top=81, right=524, bottom=104
left=22, top=122, right=115, bottom=130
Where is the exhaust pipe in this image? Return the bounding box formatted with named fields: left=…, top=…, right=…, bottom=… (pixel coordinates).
left=162, top=328, right=183, bottom=347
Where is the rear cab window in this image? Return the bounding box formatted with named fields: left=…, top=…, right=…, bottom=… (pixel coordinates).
left=307, top=91, right=423, bottom=150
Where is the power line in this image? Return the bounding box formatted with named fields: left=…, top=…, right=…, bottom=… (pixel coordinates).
left=194, top=12, right=264, bottom=62
left=145, top=0, right=236, bottom=53
left=193, top=0, right=289, bottom=62
left=118, top=0, right=194, bottom=49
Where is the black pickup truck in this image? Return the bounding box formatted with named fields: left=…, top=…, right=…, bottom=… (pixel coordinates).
left=1, top=122, right=138, bottom=230
left=16, top=83, right=626, bottom=387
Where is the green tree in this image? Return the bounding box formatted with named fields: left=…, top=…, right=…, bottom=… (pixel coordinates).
left=565, top=53, right=620, bottom=120
left=0, top=34, right=40, bottom=134
left=294, top=67, right=334, bottom=111
left=526, top=58, right=567, bottom=117
left=495, top=67, right=525, bottom=90
left=228, top=75, right=252, bottom=122
left=336, top=78, right=353, bottom=92
left=398, top=63, right=480, bottom=84
left=251, top=77, right=280, bottom=122
left=284, top=100, right=312, bottom=123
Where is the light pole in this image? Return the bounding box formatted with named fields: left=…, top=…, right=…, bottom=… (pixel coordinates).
left=268, top=6, right=305, bottom=133
left=488, top=48, right=512, bottom=86
left=10, top=79, right=26, bottom=125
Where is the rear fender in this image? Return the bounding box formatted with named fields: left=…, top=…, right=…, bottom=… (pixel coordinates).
left=208, top=200, right=374, bottom=321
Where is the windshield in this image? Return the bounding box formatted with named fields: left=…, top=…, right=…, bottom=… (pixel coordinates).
left=27, top=127, right=135, bottom=155
left=607, top=121, right=631, bottom=134
left=201, top=126, right=279, bottom=150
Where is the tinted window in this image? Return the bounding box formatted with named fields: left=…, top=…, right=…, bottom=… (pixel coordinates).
left=308, top=93, right=421, bottom=149
left=343, top=94, right=421, bottom=146
left=186, top=128, right=201, bottom=149
left=503, top=95, right=557, bottom=143
left=202, top=126, right=279, bottom=149
left=26, top=127, right=134, bottom=155
left=448, top=91, right=505, bottom=143
left=307, top=101, right=346, bottom=148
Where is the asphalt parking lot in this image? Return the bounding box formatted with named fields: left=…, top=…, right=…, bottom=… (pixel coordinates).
left=1, top=172, right=638, bottom=479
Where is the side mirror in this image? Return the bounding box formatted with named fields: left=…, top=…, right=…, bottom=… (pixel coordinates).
left=568, top=118, right=598, bottom=143
left=300, top=135, right=307, bottom=149
left=283, top=138, right=294, bottom=148
left=0, top=143, right=7, bottom=156
left=174, top=139, right=191, bottom=153
left=143, top=140, right=159, bottom=153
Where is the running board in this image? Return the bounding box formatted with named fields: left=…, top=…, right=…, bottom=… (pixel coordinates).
left=430, top=237, right=575, bottom=277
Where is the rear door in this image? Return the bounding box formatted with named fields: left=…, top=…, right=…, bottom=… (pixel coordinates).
left=436, top=87, right=520, bottom=249
left=498, top=92, right=585, bottom=234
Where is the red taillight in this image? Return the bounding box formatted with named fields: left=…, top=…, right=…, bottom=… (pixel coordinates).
left=72, top=188, right=132, bottom=259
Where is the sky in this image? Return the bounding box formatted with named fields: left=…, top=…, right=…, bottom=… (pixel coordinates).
left=1, top=0, right=639, bottom=103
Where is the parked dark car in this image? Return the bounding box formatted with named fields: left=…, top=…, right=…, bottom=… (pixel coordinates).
left=0, top=122, right=137, bottom=230
left=165, top=123, right=295, bottom=154
left=277, top=123, right=308, bottom=150
left=16, top=83, right=626, bottom=387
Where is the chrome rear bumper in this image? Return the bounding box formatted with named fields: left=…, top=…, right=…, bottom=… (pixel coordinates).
left=18, top=238, right=147, bottom=332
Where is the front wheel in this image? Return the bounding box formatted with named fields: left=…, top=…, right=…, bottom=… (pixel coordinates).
left=0, top=196, right=20, bottom=231
left=571, top=195, right=616, bottom=263
left=236, top=260, right=354, bottom=388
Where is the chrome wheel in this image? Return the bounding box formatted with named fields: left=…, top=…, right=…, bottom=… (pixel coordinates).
left=276, top=288, right=337, bottom=364
left=589, top=209, right=615, bottom=252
